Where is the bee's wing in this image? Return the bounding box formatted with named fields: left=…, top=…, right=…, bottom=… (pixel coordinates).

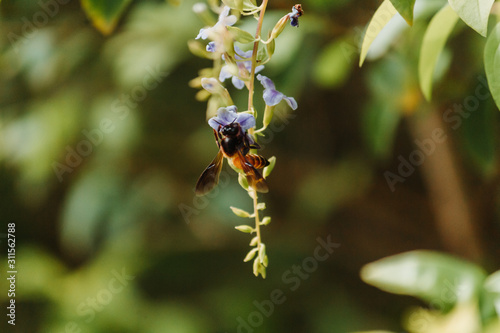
left=235, top=150, right=269, bottom=193
left=195, top=150, right=224, bottom=196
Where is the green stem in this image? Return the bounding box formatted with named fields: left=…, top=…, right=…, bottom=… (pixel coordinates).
left=252, top=189, right=261, bottom=250
left=247, top=0, right=269, bottom=114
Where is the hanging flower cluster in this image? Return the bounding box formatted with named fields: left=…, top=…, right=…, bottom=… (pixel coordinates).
left=189, top=1, right=302, bottom=278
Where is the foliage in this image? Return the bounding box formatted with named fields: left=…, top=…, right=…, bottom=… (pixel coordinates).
left=358, top=250, right=500, bottom=333
left=1, top=0, right=500, bottom=332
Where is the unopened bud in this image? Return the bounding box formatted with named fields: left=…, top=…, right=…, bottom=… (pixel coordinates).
left=270, top=15, right=289, bottom=40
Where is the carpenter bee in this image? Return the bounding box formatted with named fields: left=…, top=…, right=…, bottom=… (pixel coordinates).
left=195, top=120, right=269, bottom=196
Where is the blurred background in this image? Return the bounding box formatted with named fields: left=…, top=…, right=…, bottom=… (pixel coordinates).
left=0, top=0, right=499, bottom=332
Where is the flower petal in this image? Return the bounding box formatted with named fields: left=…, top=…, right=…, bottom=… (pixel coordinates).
left=224, top=15, right=237, bottom=27
left=283, top=96, right=298, bottom=110
left=255, top=65, right=265, bottom=74
left=232, top=76, right=245, bottom=90
left=263, top=89, right=283, bottom=106
left=236, top=113, right=256, bottom=130
left=256, top=74, right=276, bottom=90
left=196, top=27, right=209, bottom=40
left=218, top=6, right=237, bottom=27
left=219, top=106, right=238, bottom=124
left=206, top=41, right=216, bottom=52
left=219, top=65, right=233, bottom=82
left=219, top=6, right=231, bottom=20
left=226, top=105, right=238, bottom=114
left=208, top=118, right=221, bottom=130
left=234, top=45, right=252, bottom=59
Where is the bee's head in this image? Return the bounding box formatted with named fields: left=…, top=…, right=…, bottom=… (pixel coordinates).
left=221, top=122, right=240, bottom=136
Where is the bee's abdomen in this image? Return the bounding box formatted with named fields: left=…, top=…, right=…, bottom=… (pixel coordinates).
left=246, top=154, right=269, bottom=169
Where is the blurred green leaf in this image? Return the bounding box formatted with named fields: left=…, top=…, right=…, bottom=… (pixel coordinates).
left=363, top=57, right=407, bottom=159
left=227, top=26, right=255, bottom=43
left=61, top=167, right=125, bottom=258
left=419, top=4, right=459, bottom=100
left=485, top=22, right=500, bottom=111
left=81, top=0, right=132, bottom=35
left=222, top=0, right=243, bottom=11
left=295, top=158, right=372, bottom=220
left=485, top=270, right=500, bottom=294
left=359, top=0, right=397, bottom=67
left=361, top=250, right=487, bottom=310
left=484, top=270, right=500, bottom=321
left=448, top=0, right=494, bottom=37
left=389, top=0, right=416, bottom=25
left=313, top=38, right=354, bottom=88
left=262, top=104, right=275, bottom=129
left=460, top=98, right=497, bottom=178
left=363, top=101, right=400, bottom=159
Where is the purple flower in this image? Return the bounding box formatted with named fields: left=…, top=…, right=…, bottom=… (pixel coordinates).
left=208, top=106, right=256, bottom=131
left=219, top=46, right=264, bottom=89
left=288, top=4, right=303, bottom=27
left=196, top=6, right=237, bottom=40
left=206, top=41, right=217, bottom=52
left=257, top=74, right=298, bottom=110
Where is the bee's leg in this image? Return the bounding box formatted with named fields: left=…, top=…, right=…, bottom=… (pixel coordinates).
left=213, top=129, right=222, bottom=149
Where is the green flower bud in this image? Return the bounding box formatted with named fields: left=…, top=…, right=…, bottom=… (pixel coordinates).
left=270, top=15, right=289, bottom=40
left=244, top=247, right=258, bottom=262
left=230, top=206, right=251, bottom=217
left=235, top=225, right=255, bottom=233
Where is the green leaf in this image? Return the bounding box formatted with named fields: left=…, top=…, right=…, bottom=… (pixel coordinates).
left=419, top=4, right=459, bottom=100
left=460, top=98, right=497, bottom=178
left=485, top=270, right=500, bottom=294
left=361, top=250, right=486, bottom=310
left=227, top=26, right=255, bottom=44
left=389, top=0, right=416, bottom=25
left=485, top=22, right=500, bottom=111
left=448, top=0, right=494, bottom=37
left=482, top=270, right=500, bottom=323
left=359, top=0, right=398, bottom=67
left=262, top=105, right=275, bottom=129
left=256, top=202, right=266, bottom=210
left=263, top=156, right=276, bottom=178
left=266, top=38, right=275, bottom=59
left=363, top=101, right=401, bottom=159
left=80, top=0, right=132, bottom=35
left=222, top=0, right=243, bottom=12
left=242, top=0, right=259, bottom=13
left=230, top=206, right=251, bottom=218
